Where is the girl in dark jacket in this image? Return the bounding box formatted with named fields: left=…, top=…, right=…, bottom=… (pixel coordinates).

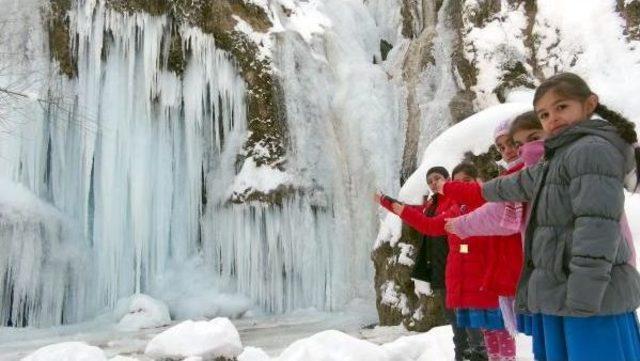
left=481, top=72, right=640, bottom=361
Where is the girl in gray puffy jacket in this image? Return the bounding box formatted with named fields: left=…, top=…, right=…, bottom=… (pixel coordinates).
left=481, top=72, right=640, bottom=361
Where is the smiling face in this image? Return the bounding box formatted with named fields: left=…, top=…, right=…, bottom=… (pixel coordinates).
left=534, top=90, right=598, bottom=136
left=495, top=134, right=519, bottom=163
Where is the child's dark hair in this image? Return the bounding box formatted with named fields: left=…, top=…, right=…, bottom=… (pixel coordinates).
left=426, top=166, right=450, bottom=180
left=509, top=111, right=541, bottom=137
left=534, top=72, right=639, bottom=188
left=452, top=162, right=479, bottom=179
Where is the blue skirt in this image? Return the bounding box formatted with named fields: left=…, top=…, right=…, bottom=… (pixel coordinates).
left=456, top=308, right=505, bottom=330
left=521, top=312, right=640, bottom=361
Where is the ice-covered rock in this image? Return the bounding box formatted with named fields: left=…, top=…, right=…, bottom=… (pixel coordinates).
left=21, top=342, right=106, bottom=361
left=144, top=318, right=242, bottom=360
left=114, top=294, right=171, bottom=331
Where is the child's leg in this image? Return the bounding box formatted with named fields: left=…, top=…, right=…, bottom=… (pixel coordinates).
left=482, top=329, right=501, bottom=361
left=495, top=329, right=516, bottom=361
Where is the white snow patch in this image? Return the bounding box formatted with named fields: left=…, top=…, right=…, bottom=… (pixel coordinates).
left=113, top=294, right=171, bottom=331
left=230, top=157, right=294, bottom=197
left=396, top=242, right=415, bottom=267
left=144, top=318, right=242, bottom=360
left=412, top=280, right=432, bottom=297
left=108, top=356, right=139, bottom=361
left=21, top=342, right=106, bottom=361
left=233, top=15, right=273, bottom=60
left=463, top=1, right=531, bottom=108
left=239, top=347, right=271, bottom=361
left=379, top=281, right=410, bottom=316
left=276, top=330, right=386, bottom=361
left=279, top=0, right=332, bottom=43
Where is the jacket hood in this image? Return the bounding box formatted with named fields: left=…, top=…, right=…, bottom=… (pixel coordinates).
left=545, top=117, right=635, bottom=175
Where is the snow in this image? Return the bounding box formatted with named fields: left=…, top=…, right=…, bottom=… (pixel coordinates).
left=21, top=342, right=106, bottom=361
left=463, top=1, right=531, bottom=108
left=113, top=294, right=171, bottom=331
left=277, top=0, right=332, bottom=43
left=108, top=357, right=139, bottom=361
left=239, top=347, right=271, bottom=361
left=534, top=0, right=640, bottom=122
left=233, top=15, right=273, bottom=60
left=277, top=330, right=385, bottom=361
left=379, top=281, right=410, bottom=316
left=230, top=157, right=294, bottom=199
left=396, top=243, right=415, bottom=267
left=144, top=318, right=242, bottom=360
left=412, top=280, right=432, bottom=297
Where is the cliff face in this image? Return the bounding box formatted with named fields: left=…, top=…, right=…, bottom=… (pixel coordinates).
left=48, top=0, right=287, bottom=205
left=35, top=0, right=640, bottom=330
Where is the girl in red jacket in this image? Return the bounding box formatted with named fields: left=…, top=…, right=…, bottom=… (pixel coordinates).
left=439, top=115, right=541, bottom=361
left=377, top=163, right=504, bottom=361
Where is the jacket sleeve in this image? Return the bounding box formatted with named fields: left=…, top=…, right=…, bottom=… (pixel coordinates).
left=482, top=163, right=543, bottom=203
left=379, top=196, right=394, bottom=212
left=443, top=181, right=484, bottom=208
left=399, top=204, right=450, bottom=236
left=378, top=196, right=424, bottom=214
left=565, top=139, right=626, bottom=315
left=451, top=202, right=520, bottom=239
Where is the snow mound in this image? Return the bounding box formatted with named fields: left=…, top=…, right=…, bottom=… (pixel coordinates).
left=114, top=294, right=171, bottom=331
left=402, top=102, right=532, bottom=203
left=276, top=330, right=387, bottom=361
left=144, top=318, right=242, bottom=360
left=21, top=342, right=106, bottom=361
left=239, top=347, right=271, bottom=361
left=108, top=356, right=139, bottom=361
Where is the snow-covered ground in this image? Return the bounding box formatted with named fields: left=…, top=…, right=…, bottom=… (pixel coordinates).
left=0, top=303, right=536, bottom=361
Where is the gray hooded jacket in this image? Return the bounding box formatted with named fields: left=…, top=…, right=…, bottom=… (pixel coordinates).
left=483, top=118, right=640, bottom=316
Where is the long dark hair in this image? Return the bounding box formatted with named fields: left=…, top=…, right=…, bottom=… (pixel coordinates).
left=534, top=72, right=640, bottom=190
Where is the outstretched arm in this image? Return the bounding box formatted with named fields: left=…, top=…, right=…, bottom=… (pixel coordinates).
left=447, top=202, right=521, bottom=239
left=442, top=181, right=484, bottom=208
left=482, top=163, right=543, bottom=203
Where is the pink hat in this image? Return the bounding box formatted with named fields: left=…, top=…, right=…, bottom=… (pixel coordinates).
left=493, top=118, right=512, bottom=141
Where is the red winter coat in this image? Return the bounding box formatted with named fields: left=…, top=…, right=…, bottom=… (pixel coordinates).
left=380, top=193, right=499, bottom=309
left=443, top=163, right=525, bottom=297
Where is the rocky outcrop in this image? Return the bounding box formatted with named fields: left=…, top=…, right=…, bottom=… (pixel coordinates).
left=372, top=223, right=447, bottom=331
left=47, top=0, right=76, bottom=77
left=47, top=0, right=288, bottom=203
left=618, top=0, right=640, bottom=40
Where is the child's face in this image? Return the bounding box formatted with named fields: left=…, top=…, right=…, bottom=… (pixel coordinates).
left=512, top=128, right=546, bottom=147
left=452, top=172, right=475, bottom=183
left=534, top=90, right=598, bottom=136
left=427, top=173, right=447, bottom=194
left=495, top=134, right=519, bottom=163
